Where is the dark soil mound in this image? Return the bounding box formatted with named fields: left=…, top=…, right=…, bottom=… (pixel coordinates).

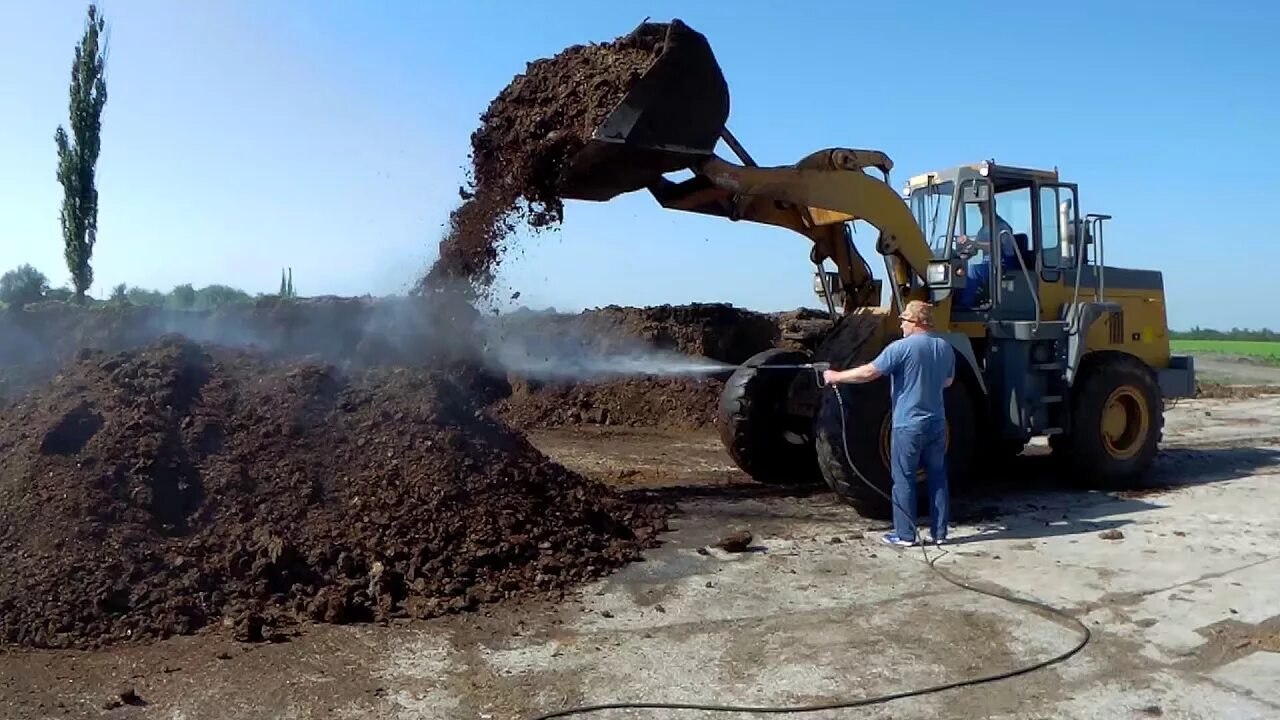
left=570, top=304, right=779, bottom=365
left=488, top=303, right=779, bottom=367
left=1195, top=381, right=1280, bottom=399
left=494, top=376, right=722, bottom=431
left=0, top=337, right=666, bottom=649
left=422, top=23, right=666, bottom=295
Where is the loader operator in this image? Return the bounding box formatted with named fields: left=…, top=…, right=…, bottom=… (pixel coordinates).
left=822, top=300, right=955, bottom=546
left=954, top=210, right=1016, bottom=309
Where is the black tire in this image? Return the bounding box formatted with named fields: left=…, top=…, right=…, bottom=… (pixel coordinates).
left=717, top=348, right=821, bottom=485
left=1052, top=353, right=1162, bottom=486
left=814, top=375, right=978, bottom=520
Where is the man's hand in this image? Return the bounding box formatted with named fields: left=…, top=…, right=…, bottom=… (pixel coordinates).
left=824, top=364, right=882, bottom=386
left=955, top=235, right=980, bottom=260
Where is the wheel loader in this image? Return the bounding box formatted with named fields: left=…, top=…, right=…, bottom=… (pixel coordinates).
left=558, top=19, right=1196, bottom=518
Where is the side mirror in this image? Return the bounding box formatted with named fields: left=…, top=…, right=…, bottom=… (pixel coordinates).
left=961, top=183, right=990, bottom=203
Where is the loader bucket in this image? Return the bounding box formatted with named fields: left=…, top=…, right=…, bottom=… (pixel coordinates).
left=559, top=19, right=730, bottom=201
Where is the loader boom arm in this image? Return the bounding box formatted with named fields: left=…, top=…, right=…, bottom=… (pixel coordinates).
left=646, top=149, right=932, bottom=313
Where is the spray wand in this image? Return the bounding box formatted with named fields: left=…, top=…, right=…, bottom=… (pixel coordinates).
left=753, top=361, right=831, bottom=386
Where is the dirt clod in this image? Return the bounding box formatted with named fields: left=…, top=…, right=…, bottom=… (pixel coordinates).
left=1099, top=529, right=1125, bottom=540
left=717, top=530, right=753, bottom=553
left=103, top=687, right=143, bottom=710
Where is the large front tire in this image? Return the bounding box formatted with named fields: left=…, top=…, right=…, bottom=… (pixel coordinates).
left=814, top=377, right=977, bottom=519
left=717, top=348, right=820, bottom=486
left=1053, top=354, right=1162, bottom=485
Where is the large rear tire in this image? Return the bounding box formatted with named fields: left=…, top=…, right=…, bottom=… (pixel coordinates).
left=814, top=375, right=978, bottom=520
left=1052, top=353, right=1162, bottom=485
left=717, top=348, right=821, bottom=486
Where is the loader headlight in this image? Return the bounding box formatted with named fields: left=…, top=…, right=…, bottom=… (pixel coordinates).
left=927, top=261, right=949, bottom=285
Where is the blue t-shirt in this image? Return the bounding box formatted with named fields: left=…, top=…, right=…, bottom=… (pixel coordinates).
left=871, top=332, right=956, bottom=428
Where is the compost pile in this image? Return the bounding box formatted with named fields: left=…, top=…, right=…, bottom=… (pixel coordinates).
left=494, top=376, right=722, bottom=431
left=0, top=337, right=667, bottom=649
left=553, top=304, right=780, bottom=365
left=422, top=23, right=666, bottom=295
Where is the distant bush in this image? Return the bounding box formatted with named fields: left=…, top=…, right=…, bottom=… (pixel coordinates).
left=195, top=284, right=252, bottom=309
left=1171, top=327, right=1279, bottom=342
left=45, top=286, right=74, bottom=303
left=3, top=275, right=277, bottom=312
left=167, top=284, right=197, bottom=310
left=0, top=264, right=51, bottom=308
left=126, top=287, right=165, bottom=307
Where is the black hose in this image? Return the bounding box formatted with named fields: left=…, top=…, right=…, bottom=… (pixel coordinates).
left=525, top=383, right=1091, bottom=719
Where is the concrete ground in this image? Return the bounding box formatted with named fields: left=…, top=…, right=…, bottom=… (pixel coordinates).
left=3, top=397, right=1280, bottom=719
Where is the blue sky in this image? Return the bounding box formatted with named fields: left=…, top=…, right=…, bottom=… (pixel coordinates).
left=1, top=1, right=1276, bottom=330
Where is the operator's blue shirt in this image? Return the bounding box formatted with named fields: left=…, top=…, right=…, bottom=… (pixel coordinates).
left=871, top=332, right=956, bottom=429
left=975, top=219, right=1019, bottom=269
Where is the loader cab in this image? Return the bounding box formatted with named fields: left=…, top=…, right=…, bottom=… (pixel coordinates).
left=906, top=161, right=1081, bottom=324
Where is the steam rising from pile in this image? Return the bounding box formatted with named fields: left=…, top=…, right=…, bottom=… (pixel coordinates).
left=0, top=300, right=736, bottom=408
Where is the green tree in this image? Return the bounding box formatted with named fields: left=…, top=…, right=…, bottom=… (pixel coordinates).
left=168, top=283, right=196, bottom=309
left=0, top=264, right=51, bottom=308
left=126, top=287, right=165, bottom=306
left=46, top=286, right=74, bottom=303
left=194, top=284, right=252, bottom=309
left=279, top=269, right=288, bottom=297
left=109, top=282, right=127, bottom=303
left=286, top=267, right=294, bottom=298
left=54, top=4, right=109, bottom=303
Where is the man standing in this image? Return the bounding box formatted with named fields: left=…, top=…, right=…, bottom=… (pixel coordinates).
left=822, top=300, right=955, bottom=546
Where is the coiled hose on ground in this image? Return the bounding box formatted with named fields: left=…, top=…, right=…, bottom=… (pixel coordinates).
left=526, top=381, right=1091, bottom=718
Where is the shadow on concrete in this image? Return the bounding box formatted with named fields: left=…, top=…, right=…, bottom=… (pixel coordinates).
left=616, top=444, right=1280, bottom=544
left=944, top=445, right=1280, bottom=544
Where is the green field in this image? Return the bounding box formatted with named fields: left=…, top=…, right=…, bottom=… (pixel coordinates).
left=1172, top=339, right=1280, bottom=364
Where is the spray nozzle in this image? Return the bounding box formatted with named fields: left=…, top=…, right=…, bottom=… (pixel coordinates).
left=811, top=361, right=832, bottom=386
